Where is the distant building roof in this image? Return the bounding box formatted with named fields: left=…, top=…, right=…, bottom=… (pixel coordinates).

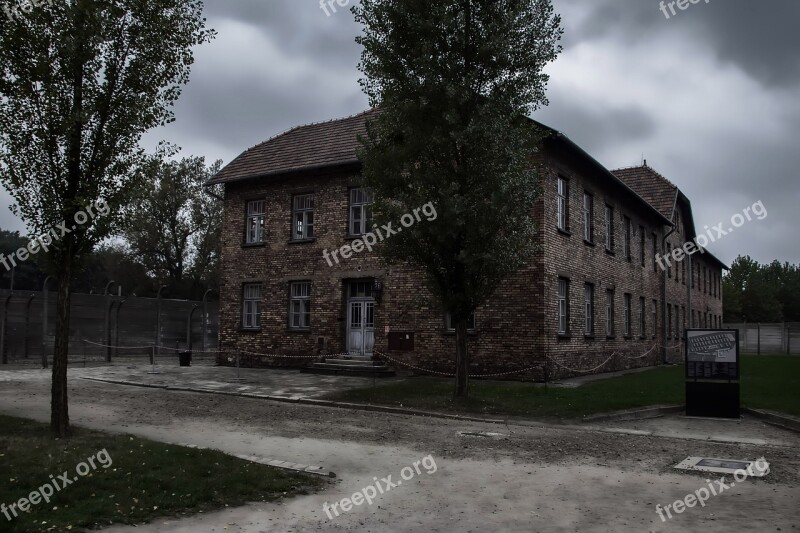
left=611, top=165, right=679, bottom=220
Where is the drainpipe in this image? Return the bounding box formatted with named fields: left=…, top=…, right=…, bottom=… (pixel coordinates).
left=687, top=250, right=692, bottom=329
left=661, top=225, right=676, bottom=365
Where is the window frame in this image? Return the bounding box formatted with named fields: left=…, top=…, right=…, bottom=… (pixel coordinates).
left=605, top=205, right=615, bottom=252
left=623, top=293, right=632, bottom=337
left=242, top=283, right=262, bottom=330
left=623, top=216, right=632, bottom=261
left=557, top=277, right=570, bottom=335
left=557, top=177, right=570, bottom=233
left=584, top=283, right=594, bottom=336
left=244, top=200, right=266, bottom=245
left=446, top=311, right=477, bottom=332
left=291, top=193, right=315, bottom=241
left=583, top=191, right=594, bottom=244
left=605, top=289, right=615, bottom=337
left=348, top=187, right=374, bottom=237
left=288, top=281, right=312, bottom=330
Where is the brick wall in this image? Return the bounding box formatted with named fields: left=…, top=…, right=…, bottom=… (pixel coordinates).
left=217, top=151, right=724, bottom=380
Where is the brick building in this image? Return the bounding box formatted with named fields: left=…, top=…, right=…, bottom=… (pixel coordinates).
left=208, top=110, right=726, bottom=380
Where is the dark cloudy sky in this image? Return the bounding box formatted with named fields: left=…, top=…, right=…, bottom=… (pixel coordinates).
left=2, top=0, right=797, bottom=266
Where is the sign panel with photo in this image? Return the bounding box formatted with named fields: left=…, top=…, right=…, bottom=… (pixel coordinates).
left=685, top=329, right=739, bottom=380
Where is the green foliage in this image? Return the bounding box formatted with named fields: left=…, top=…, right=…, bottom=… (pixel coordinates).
left=723, top=256, right=799, bottom=322
left=354, top=0, right=563, bottom=319
left=0, top=0, right=216, bottom=274
left=0, top=229, right=46, bottom=290
left=122, top=156, right=223, bottom=299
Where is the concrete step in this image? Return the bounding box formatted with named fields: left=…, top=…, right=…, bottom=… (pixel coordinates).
left=325, top=356, right=382, bottom=366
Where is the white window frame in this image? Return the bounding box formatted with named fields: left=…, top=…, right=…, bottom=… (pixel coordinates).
left=289, top=281, right=311, bottom=330
left=557, top=278, right=569, bottom=334
left=349, top=188, right=374, bottom=236
left=584, top=283, right=594, bottom=336
left=242, top=283, right=261, bottom=329
left=557, top=177, right=568, bottom=232
left=605, top=205, right=615, bottom=251
left=292, top=194, right=314, bottom=240
left=623, top=293, right=632, bottom=336
left=583, top=192, right=593, bottom=243
left=245, top=200, right=265, bottom=244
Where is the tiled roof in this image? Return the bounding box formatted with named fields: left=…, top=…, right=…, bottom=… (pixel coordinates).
left=208, top=109, right=380, bottom=185
left=210, top=111, right=676, bottom=225
left=610, top=165, right=678, bottom=220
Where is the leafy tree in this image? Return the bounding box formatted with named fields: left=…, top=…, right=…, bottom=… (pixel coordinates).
left=354, top=0, right=562, bottom=397
left=723, top=256, right=789, bottom=323
left=0, top=229, right=47, bottom=290
left=0, top=0, right=214, bottom=436
left=122, top=157, right=222, bottom=300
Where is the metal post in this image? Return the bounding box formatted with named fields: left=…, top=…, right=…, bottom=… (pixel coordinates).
left=24, top=294, right=35, bottom=358
left=757, top=323, right=761, bottom=355
left=236, top=349, right=241, bottom=380
left=1, top=289, right=14, bottom=365
left=42, top=276, right=53, bottom=369
left=187, top=304, right=199, bottom=352
left=147, top=345, right=160, bottom=374
left=201, top=289, right=212, bottom=354
left=103, top=281, right=116, bottom=362
left=155, top=285, right=166, bottom=360
left=114, top=297, right=127, bottom=360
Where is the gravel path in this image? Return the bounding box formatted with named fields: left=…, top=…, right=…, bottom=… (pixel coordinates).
left=0, top=369, right=798, bottom=532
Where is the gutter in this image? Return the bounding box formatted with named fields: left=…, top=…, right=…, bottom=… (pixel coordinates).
left=661, top=191, right=679, bottom=364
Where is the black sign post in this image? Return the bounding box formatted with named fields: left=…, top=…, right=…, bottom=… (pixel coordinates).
left=685, top=329, right=740, bottom=419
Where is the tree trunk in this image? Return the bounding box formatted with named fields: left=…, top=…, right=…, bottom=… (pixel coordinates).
left=50, top=269, right=72, bottom=438
left=454, top=318, right=469, bottom=398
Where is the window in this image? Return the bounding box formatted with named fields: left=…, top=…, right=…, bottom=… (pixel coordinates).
left=605, top=289, right=615, bottom=337
left=623, top=293, right=632, bottom=336
left=584, top=283, right=594, bottom=336
left=639, top=297, right=646, bottom=337
left=639, top=226, right=645, bottom=266
left=667, top=304, right=672, bottom=339
left=242, top=284, right=261, bottom=329
left=652, top=233, right=658, bottom=272
left=583, top=192, right=594, bottom=243
left=349, top=188, right=374, bottom=236
left=557, top=177, right=569, bottom=232
left=245, top=200, right=266, bottom=244
left=557, top=278, right=569, bottom=334
left=292, top=194, right=314, bottom=240
left=623, top=216, right=632, bottom=260
left=605, top=205, right=615, bottom=251
left=446, top=311, right=476, bottom=331
left=652, top=299, right=658, bottom=338
left=289, top=281, right=311, bottom=329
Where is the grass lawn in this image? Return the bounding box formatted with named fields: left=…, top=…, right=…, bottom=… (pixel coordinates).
left=0, top=415, right=324, bottom=532
left=326, top=355, right=800, bottom=420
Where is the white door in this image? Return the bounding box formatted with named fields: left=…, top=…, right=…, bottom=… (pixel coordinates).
left=347, top=282, right=375, bottom=357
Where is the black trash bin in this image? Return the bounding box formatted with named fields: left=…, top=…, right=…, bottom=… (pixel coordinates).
left=178, top=351, right=192, bottom=367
